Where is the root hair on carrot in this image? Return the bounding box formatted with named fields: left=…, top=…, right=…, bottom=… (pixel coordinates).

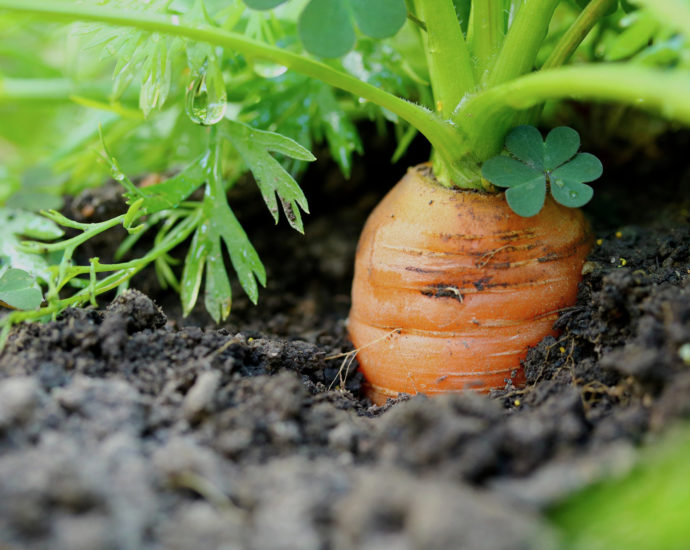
left=476, top=244, right=513, bottom=268
left=325, top=328, right=402, bottom=391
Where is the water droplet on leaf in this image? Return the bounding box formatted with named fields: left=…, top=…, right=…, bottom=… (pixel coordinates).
left=569, top=190, right=577, bottom=198
left=185, top=58, right=227, bottom=126
left=252, top=60, right=287, bottom=78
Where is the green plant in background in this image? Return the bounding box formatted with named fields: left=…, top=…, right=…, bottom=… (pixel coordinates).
left=0, top=268, right=43, bottom=311
left=549, top=423, right=690, bottom=550
left=1, top=0, right=690, bottom=344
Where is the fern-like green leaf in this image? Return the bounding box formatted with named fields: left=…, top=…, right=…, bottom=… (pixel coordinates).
left=125, top=154, right=208, bottom=214
left=223, top=120, right=314, bottom=233
left=180, top=191, right=265, bottom=320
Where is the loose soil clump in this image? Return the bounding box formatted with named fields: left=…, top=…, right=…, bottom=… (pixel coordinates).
left=1, top=132, right=689, bottom=549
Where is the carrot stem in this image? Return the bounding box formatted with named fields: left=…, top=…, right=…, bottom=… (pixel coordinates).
left=457, top=64, right=690, bottom=160
left=541, top=0, right=616, bottom=70
left=413, top=0, right=475, bottom=117
left=455, top=0, right=560, bottom=160
left=484, top=0, right=561, bottom=88
left=467, top=0, right=505, bottom=82
left=0, top=78, right=114, bottom=102
left=512, top=0, right=616, bottom=127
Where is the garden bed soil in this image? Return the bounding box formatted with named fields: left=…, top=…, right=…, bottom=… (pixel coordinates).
left=1, top=128, right=689, bottom=549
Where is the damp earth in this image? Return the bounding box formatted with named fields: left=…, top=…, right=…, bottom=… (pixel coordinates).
left=1, top=128, right=689, bottom=550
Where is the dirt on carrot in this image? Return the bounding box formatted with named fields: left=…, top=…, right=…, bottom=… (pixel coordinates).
left=0, top=129, right=689, bottom=549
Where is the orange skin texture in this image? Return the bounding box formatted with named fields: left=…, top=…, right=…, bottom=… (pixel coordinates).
left=348, top=165, right=592, bottom=405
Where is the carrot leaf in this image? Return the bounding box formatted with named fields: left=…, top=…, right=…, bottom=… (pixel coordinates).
left=123, top=154, right=208, bottom=215
left=223, top=120, right=314, bottom=233
left=0, top=209, right=64, bottom=282
left=482, top=125, right=602, bottom=217
left=573, top=0, right=619, bottom=16
left=180, top=183, right=266, bottom=320
left=314, top=84, right=363, bottom=178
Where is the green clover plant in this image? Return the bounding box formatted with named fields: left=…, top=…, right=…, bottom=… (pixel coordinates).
left=482, top=126, right=603, bottom=217
left=245, top=0, right=407, bottom=58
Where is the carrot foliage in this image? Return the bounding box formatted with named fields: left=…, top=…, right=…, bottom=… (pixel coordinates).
left=0, top=0, right=689, bottom=333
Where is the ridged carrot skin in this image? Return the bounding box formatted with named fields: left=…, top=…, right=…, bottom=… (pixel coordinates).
left=348, top=164, right=592, bottom=405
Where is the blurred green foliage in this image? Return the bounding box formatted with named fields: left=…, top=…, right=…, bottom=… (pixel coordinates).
left=550, top=423, right=690, bottom=550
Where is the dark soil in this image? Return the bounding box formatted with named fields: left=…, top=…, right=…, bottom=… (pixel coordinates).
left=1, top=127, right=690, bottom=550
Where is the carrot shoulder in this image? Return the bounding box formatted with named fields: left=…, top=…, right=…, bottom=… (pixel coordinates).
left=348, top=164, right=591, bottom=405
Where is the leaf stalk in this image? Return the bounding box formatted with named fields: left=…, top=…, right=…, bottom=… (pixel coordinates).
left=457, top=63, right=690, bottom=160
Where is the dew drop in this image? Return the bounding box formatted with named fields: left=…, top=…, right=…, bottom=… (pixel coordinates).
left=569, top=190, right=578, bottom=198
left=252, top=60, right=287, bottom=79
left=185, top=58, right=227, bottom=126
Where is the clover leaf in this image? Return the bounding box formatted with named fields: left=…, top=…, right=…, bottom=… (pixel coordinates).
left=0, top=268, right=43, bottom=311
left=243, top=0, right=407, bottom=58
left=481, top=125, right=603, bottom=217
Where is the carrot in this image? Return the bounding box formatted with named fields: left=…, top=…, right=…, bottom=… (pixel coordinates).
left=347, top=164, right=592, bottom=405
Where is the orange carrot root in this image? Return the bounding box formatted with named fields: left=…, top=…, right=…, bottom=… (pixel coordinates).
left=348, top=164, right=592, bottom=405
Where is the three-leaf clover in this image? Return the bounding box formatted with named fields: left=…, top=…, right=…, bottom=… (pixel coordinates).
left=482, top=125, right=603, bottom=217
left=243, top=0, right=407, bottom=58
